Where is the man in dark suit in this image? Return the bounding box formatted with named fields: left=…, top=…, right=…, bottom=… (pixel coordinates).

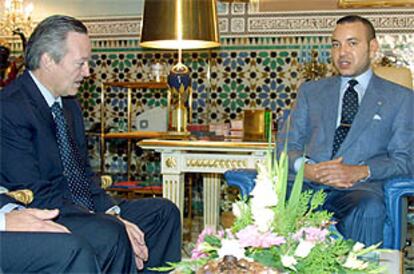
left=0, top=15, right=181, bottom=273
left=0, top=191, right=102, bottom=273
left=280, top=15, right=413, bottom=245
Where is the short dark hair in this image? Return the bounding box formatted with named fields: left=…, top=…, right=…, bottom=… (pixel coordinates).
left=25, top=15, right=88, bottom=70
left=336, top=15, right=376, bottom=41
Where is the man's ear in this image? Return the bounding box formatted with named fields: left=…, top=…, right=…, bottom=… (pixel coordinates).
left=369, top=38, right=379, bottom=59
left=39, top=53, right=55, bottom=71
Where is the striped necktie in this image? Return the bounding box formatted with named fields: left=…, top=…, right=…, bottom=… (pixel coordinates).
left=331, top=79, right=359, bottom=158
left=51, top=102, right=95, bottom=210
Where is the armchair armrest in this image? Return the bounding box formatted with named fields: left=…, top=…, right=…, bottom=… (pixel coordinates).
left=223, top=169, right=257, bottom=198
left=0, top=176, right=113, bottom=206
left=383, top=177, right=414, bottom=249
left=101, top=175, right=113, bottom=189
left=5, top=189, right=34, bottom=205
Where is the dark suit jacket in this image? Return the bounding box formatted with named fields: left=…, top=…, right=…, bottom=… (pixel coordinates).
left=0, top=193, right=19, bottom=208
left=0, top=70, right=115, bottom=212
left=281, top=73, right=414, bottom=181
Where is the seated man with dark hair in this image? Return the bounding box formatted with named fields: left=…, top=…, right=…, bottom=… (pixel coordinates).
left=280, top=14, right=413, bottom=246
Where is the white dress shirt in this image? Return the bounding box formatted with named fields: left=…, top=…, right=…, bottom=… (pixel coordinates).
left=0, top=186, right=24, bottom=231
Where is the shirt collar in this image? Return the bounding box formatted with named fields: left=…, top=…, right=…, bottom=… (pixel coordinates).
left=28, top=71, right=62, bottom=108
left=340, top=68, right=373, bottom=92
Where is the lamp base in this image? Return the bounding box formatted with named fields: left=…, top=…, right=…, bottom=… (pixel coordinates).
left=167, top=62, right=192, bottom=133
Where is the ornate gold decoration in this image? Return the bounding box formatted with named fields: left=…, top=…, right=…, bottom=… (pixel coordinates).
left=165, top=157, right=177, bottom=168
left=301, top=49, right=328, bottom=81
left=373, top=55, right=404, bottom=68
left=186, top=158, right=248, bottom=169
left=6, top=189, right=33, bottom=205
left=0, top=0, right=34, bottom=37
left=338, top=0, right=414, bottom=8
left=7, top=11, right=405, bottom=50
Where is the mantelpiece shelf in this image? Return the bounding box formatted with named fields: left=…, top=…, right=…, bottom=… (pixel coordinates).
left=103, top=131, right=190, bottom=140
left=103, top=81, right=168, bottom=89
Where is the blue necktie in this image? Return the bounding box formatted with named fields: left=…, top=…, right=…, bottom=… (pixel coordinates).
left=51, top=102, right=95, bottom=210
left=331, top=79, right=359, bottom=158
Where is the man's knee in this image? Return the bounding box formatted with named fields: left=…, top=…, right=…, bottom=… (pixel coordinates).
left=158, top=198, right=181, bottom=222
left=355, top=193, right=385, bottom=219
left=50, top=233, right=96, bottom=261
left=93, top=215, right=130, bottom=244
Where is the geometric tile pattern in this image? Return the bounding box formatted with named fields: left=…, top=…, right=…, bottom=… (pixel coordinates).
left=80, top=33, right=413, bottom=182
left=81, top=41, right=333, bottom=182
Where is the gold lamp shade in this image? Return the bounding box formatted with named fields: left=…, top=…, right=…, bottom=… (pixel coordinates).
left=140, top=0, right=220, bottom=50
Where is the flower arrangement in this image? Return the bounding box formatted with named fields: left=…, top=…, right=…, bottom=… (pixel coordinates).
left=155, top=146, right=385, bottom=273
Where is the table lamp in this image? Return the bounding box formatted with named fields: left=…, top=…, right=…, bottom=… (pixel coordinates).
left=140, top=0, right=220, bottom=133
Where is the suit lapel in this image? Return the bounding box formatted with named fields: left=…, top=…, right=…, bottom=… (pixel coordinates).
left=338, top=75, right=386, bottom=154
left=21, top=71, right=55, bottom=124
left=23, top=71, right=79, bottom=142
left=322, top=77, right=341, bottom=146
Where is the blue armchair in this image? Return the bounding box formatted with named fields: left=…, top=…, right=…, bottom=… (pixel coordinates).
left=224, top=169, right=413, bottom=250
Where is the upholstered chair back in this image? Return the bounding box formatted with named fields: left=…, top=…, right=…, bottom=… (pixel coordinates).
left=373, top=65, right=413, bottom=90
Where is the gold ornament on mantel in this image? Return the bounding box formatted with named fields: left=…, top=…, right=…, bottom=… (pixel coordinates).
left=338, top=0, right=414, bottom=8
left=301, top=49, right=328, bottom=81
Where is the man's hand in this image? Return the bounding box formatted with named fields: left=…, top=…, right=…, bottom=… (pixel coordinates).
left=5, top=208, right=70, bottom=233
left=304, top=157, right=369, bottom=188
left=117, top=216, right=148, bottom=270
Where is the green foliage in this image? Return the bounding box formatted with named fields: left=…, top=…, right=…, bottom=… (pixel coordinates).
left=231, top=200, right=253, bottom=233
left=305, top=210, right=333, bottom=229
left=204, top=235, right=221, bottom=248
left=273, top=151, right=306, bottom=236
left=291, top=191, right=313, bottom=228
left=275, top=151, right=289, bottom=209
left=150, top=258, right=209, bottom=274
left=309, top=190, right=327, bottom=212
left=287, top=156, right=304, bottom=213
left=293, top=190, right=332, bottom=228
left=296, top=239, right=351, bottom=274
left=248, top=247, right=283, bottom=270
left=272, top=204, right=293, bottom=236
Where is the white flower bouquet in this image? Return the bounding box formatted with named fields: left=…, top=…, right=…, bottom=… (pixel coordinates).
left=154, top=144, right=386, bottom=273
